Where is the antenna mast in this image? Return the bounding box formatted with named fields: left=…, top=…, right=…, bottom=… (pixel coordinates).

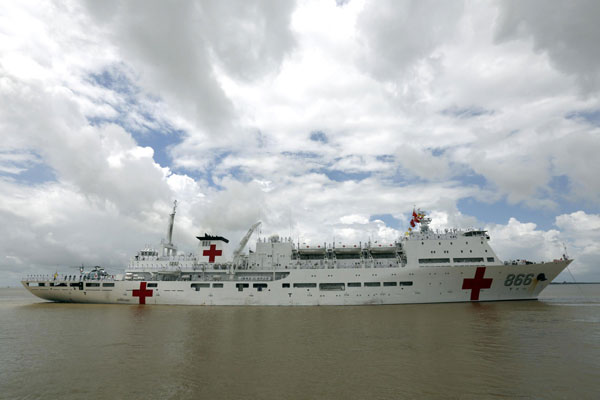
left=163, top=200, right=178, bottom=257
left=167, top=200, right=177, bottom=245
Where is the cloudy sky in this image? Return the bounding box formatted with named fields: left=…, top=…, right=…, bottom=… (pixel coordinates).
left=1, top=0, right=599, bottom=286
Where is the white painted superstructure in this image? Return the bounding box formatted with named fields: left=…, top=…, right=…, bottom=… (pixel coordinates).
left=22, top=204, right=572, bottom=306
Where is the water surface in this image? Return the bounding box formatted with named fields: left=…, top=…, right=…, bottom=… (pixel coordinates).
left=1, top=285, right=599, bottom=399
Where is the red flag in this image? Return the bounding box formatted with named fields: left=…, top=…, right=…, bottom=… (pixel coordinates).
left=412, top=210, right=421, bottom=223
left=410, top=219, right=415, bottom=227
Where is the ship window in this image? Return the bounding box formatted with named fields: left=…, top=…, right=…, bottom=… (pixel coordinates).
left=191, top=283, right=210, bottom=291
left=453, top=257, right=484, bottom=263
left=147, top=283, right=158, bottom=288
left=236, top=283, right=250, bottom=291
left=419, top=258, right=450, bottom=264
left=37, top=282, right=45, bottom=286
left=319, top=283, right=345, bottom=291
left=347, top=282, right=361, bottom=287
left=383, top=282, right=397, bottom=287
left=364, top=282, right=381, bottom=287
left=293, top=283, right=316, bottom=288
left=399, top=281, right=413, bottom=286
left=212, top=283, right=223, bottom=288
left=85, top=282, right=100, bottom=287
left=102, top=283, right=114, bottom=287
left=282, top=283, right=290, bottom=288
left=70, top=283, right=79, bottom=287
left=253, top=283, right=268, bottom=291
left=487, top=257, right=495, bottom=262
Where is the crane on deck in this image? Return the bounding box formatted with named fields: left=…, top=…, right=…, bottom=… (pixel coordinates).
left=233, top=222, right=261, bottom=266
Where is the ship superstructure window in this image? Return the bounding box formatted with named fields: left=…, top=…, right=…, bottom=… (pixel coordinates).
left=399, top=281, right=413, bottom=286
left=319, top=283, right=345, bottom=291
left=191, top=283, right=210, bottom=291
left=85, top=283, right=100, bottom=287
left=236, top=283, right=249, bottom=291
left=102, top=283, right=114, bottom=287
left=253, top=283, right=268, bottom=291
left=70, top=283, right=79, bottom=287
left=419, top=258, right=451, bottom=264
left=282, top=283, right=290, bottom=288
left=147, top=283, right=158, bottom=288
left=487, top=257, right=495, bottom=262
left=453, top=257, right=484, bottom=263
left=383, top=282, right=397, bottom=287
left=364, top=282, right=381, bottom=287
left=293, top=283, right=317, bottom=288
left=212, top=283, right=223, bottom=288
left=347, top=282, right=361, bottom=287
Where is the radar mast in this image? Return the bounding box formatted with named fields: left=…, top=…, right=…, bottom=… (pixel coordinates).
left=163, top=200, right=178, bottom=256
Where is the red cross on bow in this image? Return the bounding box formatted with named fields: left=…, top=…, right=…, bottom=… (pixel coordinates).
left=203, top=244, right=222, bottom=263
left=132, top=281, right=153, bottom=305
left=462, top=266, right=493, bottom=301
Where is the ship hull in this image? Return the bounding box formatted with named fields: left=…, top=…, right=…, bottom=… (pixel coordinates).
left=22, top=260, right=571, bottom=306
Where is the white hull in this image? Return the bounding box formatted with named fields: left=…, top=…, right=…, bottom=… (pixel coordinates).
left=22, top=260, right=570, bottom=306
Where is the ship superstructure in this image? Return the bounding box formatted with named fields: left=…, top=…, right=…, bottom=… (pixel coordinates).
left=22, top=203, right=572, bottom=306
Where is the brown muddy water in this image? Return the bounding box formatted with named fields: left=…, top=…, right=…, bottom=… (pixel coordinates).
left=1, top=285, right=599, bottom=399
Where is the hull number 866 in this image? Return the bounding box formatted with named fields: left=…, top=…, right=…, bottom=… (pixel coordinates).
left=504, top=273, right=534, bottom=286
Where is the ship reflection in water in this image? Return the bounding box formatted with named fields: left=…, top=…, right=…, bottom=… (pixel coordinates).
left=1, top=285, right=599, bottom=399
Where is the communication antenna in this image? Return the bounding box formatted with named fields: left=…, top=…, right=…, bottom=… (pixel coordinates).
left=562, top=242, right=569, bottom=260
left=167, top=200, right=178, bottom=245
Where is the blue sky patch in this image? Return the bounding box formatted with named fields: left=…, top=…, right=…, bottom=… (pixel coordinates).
left=0, top=151, right=56, bottom=185
left=565, top=109, right=600, bottom=126
left=457, top=197, right=555, bottom=229
left=322, top=169, right=371, bottom=182
left=370, top=213, right=402, bottom=229
left=134, top=128, right=184, bottom=168
left=89, top=68, right=136, bottom=96
left=309, top=131, right=328, bottom=143
left=282, top=151, right=321, bottom=159
left=0, top=160, right=56, bottom=185
left=87, top=67, right=185, bottom=169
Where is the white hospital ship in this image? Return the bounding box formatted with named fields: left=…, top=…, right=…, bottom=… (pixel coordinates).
left=22, top=202, right=571, bottom=306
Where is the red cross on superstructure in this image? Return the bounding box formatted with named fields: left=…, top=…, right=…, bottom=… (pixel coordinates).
left=462, top=267, right=493, bottom=301
left=132, top=281, right=153, bottom=305
left=203, top=244, right=222, bottom=263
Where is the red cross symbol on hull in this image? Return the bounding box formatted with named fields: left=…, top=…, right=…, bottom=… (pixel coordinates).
left=132, top=281, right=153, bottom=305
left=203, top=244, right=222, bottom=263
left=462, top=267, right=493, bottom=301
